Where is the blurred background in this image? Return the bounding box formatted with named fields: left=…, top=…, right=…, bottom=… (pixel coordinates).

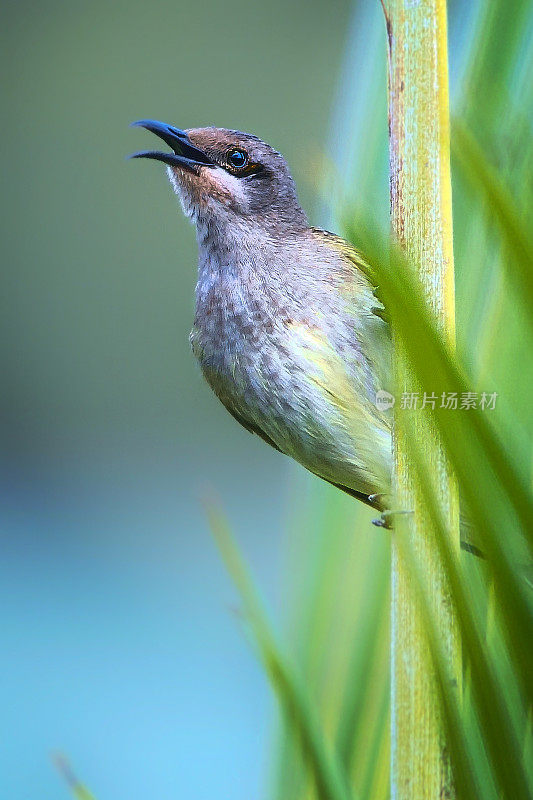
left=1, top=0, right=531, bottom=798
left=0, top=1, right=355, bottom=797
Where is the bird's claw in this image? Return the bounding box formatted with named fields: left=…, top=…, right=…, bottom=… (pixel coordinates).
left=372, top=509, right=413, bottom=530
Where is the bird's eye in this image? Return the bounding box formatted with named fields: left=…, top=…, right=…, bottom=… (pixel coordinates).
left=227, top=148, right=248, bottom=170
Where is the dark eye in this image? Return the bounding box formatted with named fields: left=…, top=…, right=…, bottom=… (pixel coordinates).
left=227, top=148, right=248, bottom=170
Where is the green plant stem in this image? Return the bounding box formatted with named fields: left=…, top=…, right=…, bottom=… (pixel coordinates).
left=382, top=0, right=460, bottom=797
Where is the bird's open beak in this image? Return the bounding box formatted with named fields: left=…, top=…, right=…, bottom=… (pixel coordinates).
left=129, top=120, right=216, bottom=171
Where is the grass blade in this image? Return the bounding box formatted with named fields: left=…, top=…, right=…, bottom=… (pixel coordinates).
left=206, top=503, right=355, bottom=800
left=53, top=754, right=98, bottom=800
left=452, top=121, right=533, bottom=315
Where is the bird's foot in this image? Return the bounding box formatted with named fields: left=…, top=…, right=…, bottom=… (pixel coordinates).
left=372, top=509, right=413, bottom=530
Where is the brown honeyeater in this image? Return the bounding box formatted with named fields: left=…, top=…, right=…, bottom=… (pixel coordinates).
left=130, top=120, right=479, bottom=552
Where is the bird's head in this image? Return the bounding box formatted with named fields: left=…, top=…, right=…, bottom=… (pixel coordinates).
left=130, top=120, right=307, bottom=234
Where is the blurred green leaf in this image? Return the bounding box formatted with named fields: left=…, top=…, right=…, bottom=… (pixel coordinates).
left=452, top=120, right=533, bottom=315
left=53, top=754, right=98, bottom=800
left=207, top=503, right=355, bottom=800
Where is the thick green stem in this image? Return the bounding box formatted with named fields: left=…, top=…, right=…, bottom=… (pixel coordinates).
left=382, top=0, right=460, bottom=797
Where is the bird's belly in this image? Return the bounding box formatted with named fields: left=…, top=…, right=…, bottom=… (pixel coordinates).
left=190, top=318, right=392, bottom=497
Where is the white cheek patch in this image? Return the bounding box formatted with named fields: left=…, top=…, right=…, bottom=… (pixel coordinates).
left=165, top=165, right=247, bottom=218
left=206, top=167, right=247, bottom=206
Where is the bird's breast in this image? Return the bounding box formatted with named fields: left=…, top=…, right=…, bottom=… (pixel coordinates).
left=188, top=254, right=391, bottom=494
left=190, top=273, right=296, bottom=405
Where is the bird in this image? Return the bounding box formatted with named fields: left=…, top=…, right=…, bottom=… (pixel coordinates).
left=128, top=120, right=401, bottom=517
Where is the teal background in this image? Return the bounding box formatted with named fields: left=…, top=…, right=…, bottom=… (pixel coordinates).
left=0, top=1, right=354, bottom=797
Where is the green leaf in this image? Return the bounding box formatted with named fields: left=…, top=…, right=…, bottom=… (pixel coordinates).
left=452, top=121, right=533, bottom=317
left=53, top=754, right=98, bottom=800
left=207, top=503, right=355, bottom=800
